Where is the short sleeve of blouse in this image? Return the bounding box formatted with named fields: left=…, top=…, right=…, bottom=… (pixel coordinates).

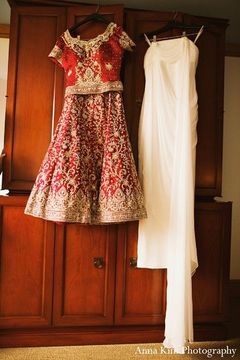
left=48, top=36, right=65, bottom=67
left=116, top=27, right=136, bottom=51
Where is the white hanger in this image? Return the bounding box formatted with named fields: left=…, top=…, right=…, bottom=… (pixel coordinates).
left=144, top=25, right=204, bottom=45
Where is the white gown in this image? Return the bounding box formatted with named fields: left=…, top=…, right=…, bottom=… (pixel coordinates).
left=138, top=36, right=199, bottom=353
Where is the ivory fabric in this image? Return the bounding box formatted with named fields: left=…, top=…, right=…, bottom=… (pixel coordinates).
left=137, top=37, right=199, bottom=353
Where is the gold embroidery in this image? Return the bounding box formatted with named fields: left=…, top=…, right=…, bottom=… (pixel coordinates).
left=25, top=186, right=146, bottom=224
left=48, top=45, right=63, bottom=64
left=105, top=63, right=113, bottom=71
left=51, top=24, right=135, bottom=95
left=27, top=28, right=145, bottom=224
left=119, top=31, right=136, bottom=51
left=63, top=23, right=117, bottom=55
left=65, top=81, right=123, bottom=95
left=25, top=93, right=147, bottom=224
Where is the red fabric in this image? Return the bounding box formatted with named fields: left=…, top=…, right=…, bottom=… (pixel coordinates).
left=25, top=93, right=147, bottom=224
left=48, top=24, right=134, bottom=91
left=25, top=24, right=146, bottom=224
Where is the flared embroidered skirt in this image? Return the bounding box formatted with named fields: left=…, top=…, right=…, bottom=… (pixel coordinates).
left=25, top=92, right=146, bottom=224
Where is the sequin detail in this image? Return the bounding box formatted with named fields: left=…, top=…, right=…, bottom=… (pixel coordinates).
left=25, top=24, right=146, bottom=224
left=25, top=93, right=147, bottom=224
left=48, top=22, right=135, bottom=95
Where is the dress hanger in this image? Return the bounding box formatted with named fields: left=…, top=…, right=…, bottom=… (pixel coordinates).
left=68, top=1, right=110, bottom=34
left=142, top=12, right=204, bottom=39
left=144, top=26, right=204, bottom=45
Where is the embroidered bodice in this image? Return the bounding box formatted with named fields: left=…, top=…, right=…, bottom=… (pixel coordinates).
left=49, top=22, right=135, bottom=95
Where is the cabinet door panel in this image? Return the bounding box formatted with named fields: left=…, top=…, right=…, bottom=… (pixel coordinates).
left=123, top=10, right=183, bottom=164
left=183, top=14, right=227, bottom=196
left=53, top=224, right=117, bottom=326
left=193, top=202, right=231, bottom=322
left=115, top=202, right=231, bottom=326
left=0, top=196, right=55, bottom=328
left=3, top=6, right=65, bottom=191
left=115, top=222, right=166, bottom=325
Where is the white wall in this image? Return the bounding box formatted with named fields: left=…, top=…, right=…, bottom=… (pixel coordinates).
left=0, top=37, right=9, bottom=188
left=222, top=56, right=240, bottom=279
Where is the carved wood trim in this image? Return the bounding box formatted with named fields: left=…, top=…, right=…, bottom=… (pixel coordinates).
left=2, top=6, right=66, bottom=191
left=225, top=43, right=240, bottom=57
left=0, top=196, right=55, bottom=328
left=0, top=24, right=10, bottom=38
left=115, top=222, right=166, bottom=326
left=230, top=279, right=240, bottom=298
left=0, top=324, right=228, bottom=348
left=7, top=0, right=99, bottom=7
left=192, top=202, right=232, bottom=323
left=53, top=224, right=117, bottom=326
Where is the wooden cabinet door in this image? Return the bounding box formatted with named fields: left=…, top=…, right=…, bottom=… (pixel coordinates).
left=3, top=3, right=123, bottom=193
left=123, top=10, right=183, bottom=163
left=53, top=224, right=117, bottom=326
left=183, top=14, right=228, bottom=197
left=115, top=202, right=231, bottom=327
left=193, top=201, right=231, bottom=323
left=3, top=6, right=66, bottom=192
left=51, top=3, right=123, bottom=328
left=123, top=10, right=227, bottom=197
left=0, top=196, right=55, bottom=328
left=115, top=222, right=166, bottom=325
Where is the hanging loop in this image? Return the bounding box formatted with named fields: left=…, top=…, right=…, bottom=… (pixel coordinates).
left=96, top=0, right=100, bottom=13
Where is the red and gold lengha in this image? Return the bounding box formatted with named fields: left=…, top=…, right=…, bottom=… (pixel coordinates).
left=25, top=23, right=147, bottom=224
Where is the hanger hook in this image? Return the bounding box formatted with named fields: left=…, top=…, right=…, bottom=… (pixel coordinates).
left=173, top=11, right=178, bottom=21
left=96, top=0, right=100, bottom=13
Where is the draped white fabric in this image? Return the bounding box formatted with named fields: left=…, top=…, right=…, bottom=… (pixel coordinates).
left=137, top=37, right=199, bottom=354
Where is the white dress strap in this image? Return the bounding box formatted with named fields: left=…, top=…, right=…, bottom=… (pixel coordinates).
left=194, top=25, right=204, bottom=43
left=144, top=33, right=151, bottom=46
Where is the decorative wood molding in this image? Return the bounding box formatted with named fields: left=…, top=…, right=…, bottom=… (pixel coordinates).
left=7, top=0, right=91, bottom=7
left=0, top=24, right=10, bottom=38
left=0, top=324, right=228, bottom=347
left=225, top=43, right=240, bottom=57
left=230, top=279, right=240, bottom=298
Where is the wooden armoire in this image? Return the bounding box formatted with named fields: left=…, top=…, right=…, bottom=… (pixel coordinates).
left=0, top=2, right=231, bottom=347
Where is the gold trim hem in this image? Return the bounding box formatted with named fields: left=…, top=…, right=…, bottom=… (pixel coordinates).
left=24, top=209, right=147, bottom=224
left=65, top=81, right=123, bottom=95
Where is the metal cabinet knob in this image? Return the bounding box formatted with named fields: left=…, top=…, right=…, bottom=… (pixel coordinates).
left=93, top=257, right=104, bottom=269
left=129, top=257, right=137, bottom=268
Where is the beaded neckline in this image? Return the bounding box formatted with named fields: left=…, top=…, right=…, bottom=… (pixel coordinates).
left=64, top=22, right=116, bottom=47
